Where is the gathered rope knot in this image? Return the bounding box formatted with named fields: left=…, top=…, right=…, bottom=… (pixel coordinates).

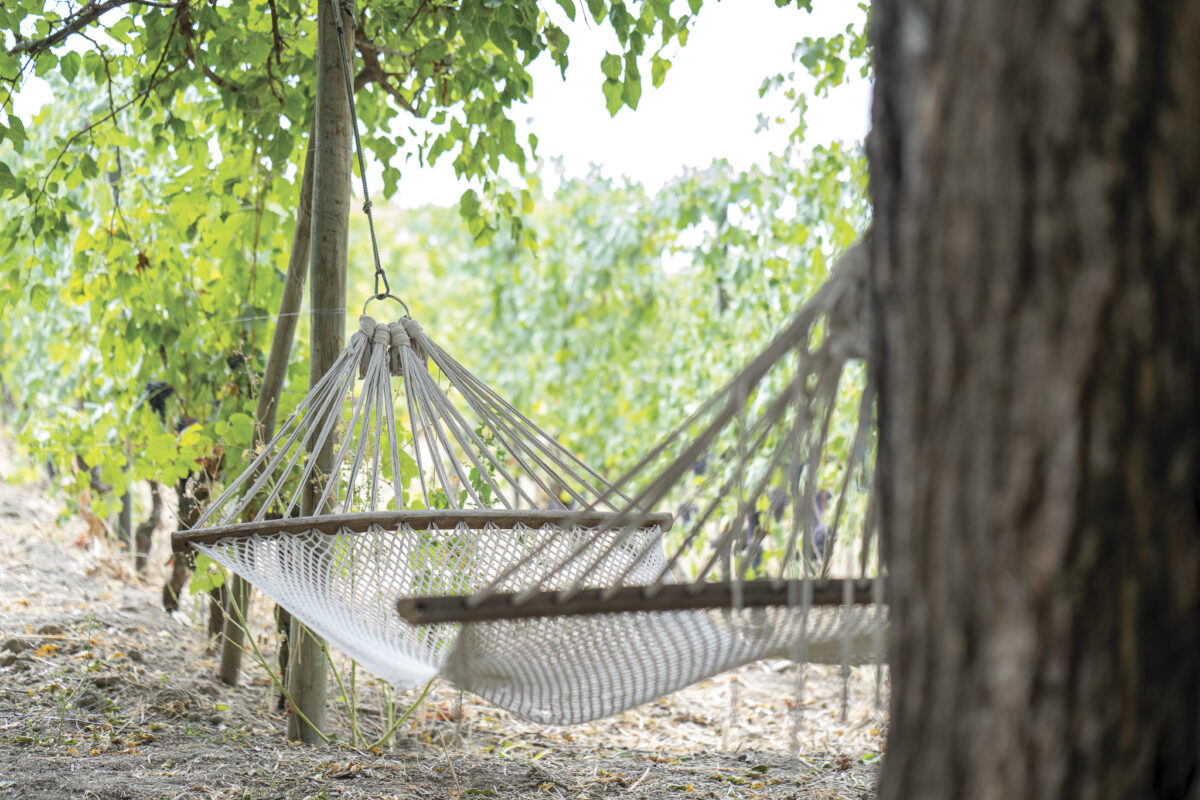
left=399, top=317, right=430, bottom=368
left=357, top=316, right=377, bottom=378
left=400, top=316, right=423, bottom=341
left=398, top=316, right=427, bottom=364
left=388, top=321, right=411, bottom=348
left=387, top=322, right=410, bottom=376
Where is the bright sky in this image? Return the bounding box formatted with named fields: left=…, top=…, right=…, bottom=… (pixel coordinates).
left=400, top=0, right=871, bottom=206
left=13, top=1, right=870, bottom=209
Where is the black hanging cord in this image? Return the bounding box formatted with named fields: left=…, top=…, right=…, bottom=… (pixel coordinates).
left=328, top=0, right=409, bottom=315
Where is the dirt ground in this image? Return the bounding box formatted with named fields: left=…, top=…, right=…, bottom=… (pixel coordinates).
left=0, top=444, right=887, bottom=800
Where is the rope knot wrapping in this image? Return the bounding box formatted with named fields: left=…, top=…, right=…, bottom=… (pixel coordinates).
left=357, top=316, right=377, bottom=378
left=400, top=317, right=423, bottom=339
left=400, top=317, right=429, bottom=364
left=388, top=322, right=410, bottom=376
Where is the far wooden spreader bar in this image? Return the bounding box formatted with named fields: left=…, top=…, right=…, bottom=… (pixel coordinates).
left=172, top=509, right=674, bottom=553
left=396, top=578, right=880, bottom=624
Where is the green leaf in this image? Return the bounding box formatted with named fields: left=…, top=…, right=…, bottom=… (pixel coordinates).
left=227, top=411, right=254, bottom=444
left=459, top=188, right=480, bottom=219
left=651, top=55, right=671, bottom=88
left=622, top=75, right=641, bottom=109
left=600, top=52, right=622, bottom=81
left=33, top=53, right=56, bottom=77
left=60, top=51, right=81, bottom=83
left=610, top=4, right=631, bottom=45
left=555, top=0, right=576, bottom=21
left=29, top=283, right=51, bottom=312
left=601, top=78, right=623, bottom=115
left=585, top=0, right=606, bottom=23
left=7, top=115, right=26, bottom=148
left=0, top=160, right=15, bottom=194
left=80, top=153, right=99, bottom=179
left=622, top=53, right=641, bottom=108
left=189, top=554, right=227, bottom=595
left=473, top=224, right=496, bottom=245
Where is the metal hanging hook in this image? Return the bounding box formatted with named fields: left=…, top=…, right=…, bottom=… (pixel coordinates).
left=373, top=267, right=390, bottom=298
left=362, top=293, right=411, bottom=318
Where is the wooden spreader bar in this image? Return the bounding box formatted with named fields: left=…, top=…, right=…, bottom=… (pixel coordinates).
left=396, top=578, right=880, bottom=624
left=172, top=509, right=675, bottom=552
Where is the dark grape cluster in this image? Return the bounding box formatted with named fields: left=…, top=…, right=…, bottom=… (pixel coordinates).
left=145, top=381, right=174, bottom=423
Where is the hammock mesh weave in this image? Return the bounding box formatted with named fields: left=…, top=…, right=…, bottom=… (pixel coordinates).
left=196, top=523, right=880, bottom=722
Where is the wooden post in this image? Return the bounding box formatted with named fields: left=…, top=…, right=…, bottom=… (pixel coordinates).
left=218, top=120, right=317, bottom=687
left=286, top=0, right=352, bottom=744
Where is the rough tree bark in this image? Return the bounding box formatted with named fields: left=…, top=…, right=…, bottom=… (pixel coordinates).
left=870, top=2, right=1200, bottom=798
left=218, top=120, right=316, bottom=687
left=286, top=0, right=352, bottom=744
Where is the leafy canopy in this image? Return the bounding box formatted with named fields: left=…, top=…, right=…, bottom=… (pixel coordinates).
left=0, top=0, right=717, bottom=512
left=0, top=0, right=714, bottom=246
left=0, top=0, right=870, bottom=524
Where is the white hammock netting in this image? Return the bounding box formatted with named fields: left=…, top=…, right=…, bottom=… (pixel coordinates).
left=178, top=243, right=885, bottom=724
left=197, top=523, right=881, bottom=722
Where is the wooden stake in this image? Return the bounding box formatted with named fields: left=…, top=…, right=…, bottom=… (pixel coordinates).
left=287, top=0, right=351, bottom=744
left=218, top=116, right=317, bottom=688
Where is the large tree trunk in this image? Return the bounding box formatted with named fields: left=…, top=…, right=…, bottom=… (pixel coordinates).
left=870, top=2, right=1200, bottom=798
left=286, top=0, right=352, bottom=744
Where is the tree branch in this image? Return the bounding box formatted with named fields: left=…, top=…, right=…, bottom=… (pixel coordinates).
left=354, top=49, right=417, bottom=114
left=8, top=0, right=179, bottom=56
left=176, top=1, right=242, bottom=93
left=356, top=31, right=412, bottom=62
left=0, top=54, right=31, bottom=113
left=137, top=9, right=179, bottom=107
left=400, top=0, right=429, bottom=38
left=266, top=0, right=284, bottom=66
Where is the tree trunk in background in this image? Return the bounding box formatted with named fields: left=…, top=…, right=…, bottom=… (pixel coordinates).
left=870, top=2, right=1200, bottom=797
left=117, top=484, right=132, bottom=550
left=219, top=119, right=317, bottom=687
left=286, top=0, right=352, bottom=744
left=133, top=479, right=162, bottom=573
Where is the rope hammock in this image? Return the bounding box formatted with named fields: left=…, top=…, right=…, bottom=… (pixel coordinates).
left=171, top=7, right=886, bottom=725
left=172, top=243, right=884, bottom=723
